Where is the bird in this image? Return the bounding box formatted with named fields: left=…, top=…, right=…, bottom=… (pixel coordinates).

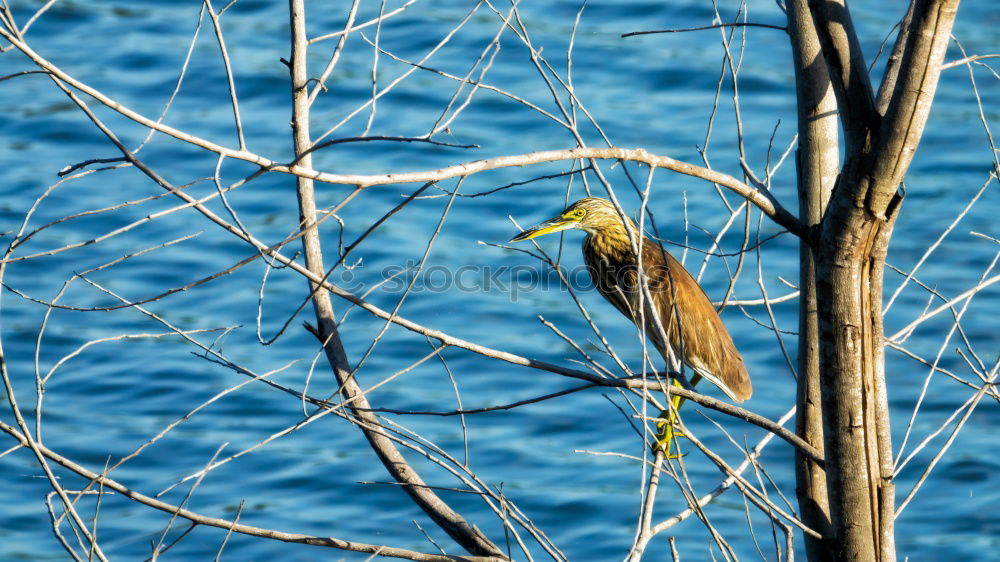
left=510, top=197, right=751, bottom=455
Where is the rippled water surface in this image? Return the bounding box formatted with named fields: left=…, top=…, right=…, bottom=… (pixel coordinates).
left=1, top=1, right=997, bottom=560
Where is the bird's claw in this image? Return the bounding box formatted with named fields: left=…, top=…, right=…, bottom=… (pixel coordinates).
left=653, top=409, right=687, bottom=459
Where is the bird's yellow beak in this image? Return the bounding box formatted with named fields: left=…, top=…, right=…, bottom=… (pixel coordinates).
left=509, top=216, right=576, bottom=242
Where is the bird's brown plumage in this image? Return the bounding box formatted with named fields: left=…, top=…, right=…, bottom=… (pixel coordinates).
left=513, top=197, right=751, bottom=402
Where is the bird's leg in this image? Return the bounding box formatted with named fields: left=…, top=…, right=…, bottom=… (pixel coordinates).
left=654, top=380, right=687, bottom=458
left=654, top=374, right=701, bottom=459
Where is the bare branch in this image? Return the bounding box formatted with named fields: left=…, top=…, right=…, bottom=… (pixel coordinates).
left=0, top=421, right=502, bottom=562
left=805, top=0, right=878, bottom=148
left=622, top=23, right=787, bottom=38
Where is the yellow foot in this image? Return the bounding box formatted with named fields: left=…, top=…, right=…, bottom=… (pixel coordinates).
left=653, top=409, right=687, bottom=459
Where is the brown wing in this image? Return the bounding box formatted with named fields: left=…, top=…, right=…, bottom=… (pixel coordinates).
left=643, top=239, right=751, bottom=401
left=584, top=235, right=751, bottom=402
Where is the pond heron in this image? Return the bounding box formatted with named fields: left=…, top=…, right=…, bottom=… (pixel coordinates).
left=510, top=197, right=751, bottom=455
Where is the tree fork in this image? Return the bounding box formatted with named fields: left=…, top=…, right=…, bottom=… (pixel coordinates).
left=807, top=0, right=959, bottom=558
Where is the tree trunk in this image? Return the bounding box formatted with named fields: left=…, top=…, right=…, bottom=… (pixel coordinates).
left=816, top=197, right=900, bottom=561
left=787, top=1, right=837, bottom=559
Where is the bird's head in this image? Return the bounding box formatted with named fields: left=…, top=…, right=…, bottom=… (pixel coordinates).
left=509, top=197, right=629, bottom=242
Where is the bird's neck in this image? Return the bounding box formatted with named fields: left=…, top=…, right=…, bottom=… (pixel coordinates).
left=583, top=222, right=641, bottom=263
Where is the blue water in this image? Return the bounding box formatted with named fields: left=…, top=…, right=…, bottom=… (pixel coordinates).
left=1, top=1, right=997, bottom=560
